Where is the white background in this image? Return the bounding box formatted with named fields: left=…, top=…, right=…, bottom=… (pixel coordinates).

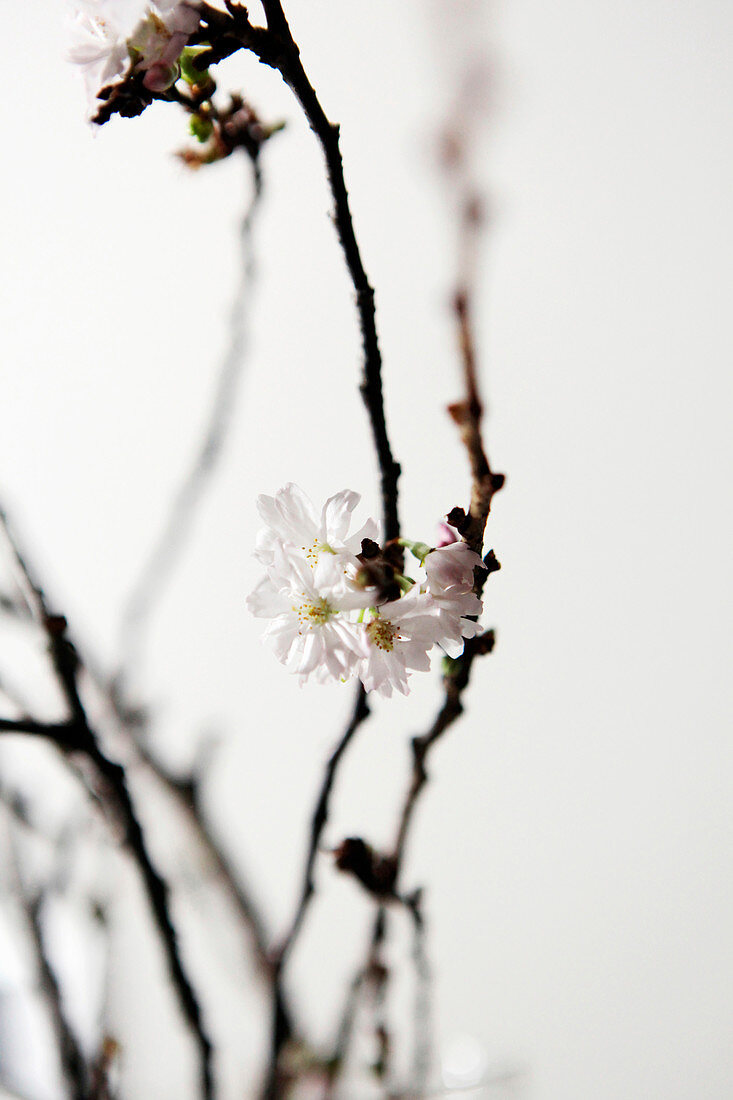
left=1, top=1, right=732, bottom=1097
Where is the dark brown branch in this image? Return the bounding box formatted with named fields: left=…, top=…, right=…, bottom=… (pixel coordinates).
left=27, top=895, right=90, bottom=1099
left=273, top=685, right=370, bottom=967
left=128, top=738, right=295, bottom=1048
left=262, top=684, right=370, bottom=1099
left=0, top=716, right=73, bottom=738
left=197, top=1, right=401, bottom=541
left=3, top=810, right=90, bottom=1099
left=392, top=630, right=495, bottom=878
left=0, top=508, right=215, bottom=1100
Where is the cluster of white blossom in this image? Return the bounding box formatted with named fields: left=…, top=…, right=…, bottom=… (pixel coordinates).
left=68, top=0, right=201, bottom=111
left=247, top=485, right=485, bottom=697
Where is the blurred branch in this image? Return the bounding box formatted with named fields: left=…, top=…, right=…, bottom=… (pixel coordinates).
left=324, top=906, right=389, bottom=1096
left=0, top=506, right=215, bottom=1100
left=263, top=684, right=371, bottom=1099
left=273, top=685, right=370, bottom=970
left=2, top=809, right=90, bottom=1099
left=117, top=152, right=263, bottom=679
left=404, top=890, right=431, bottom=1097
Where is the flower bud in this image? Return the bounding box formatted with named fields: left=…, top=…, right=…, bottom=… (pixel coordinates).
left=142, top=60, right=179, bottom=92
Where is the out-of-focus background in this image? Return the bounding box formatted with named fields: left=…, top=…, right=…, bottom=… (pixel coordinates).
left=1, top=0, right=732, bottom=1097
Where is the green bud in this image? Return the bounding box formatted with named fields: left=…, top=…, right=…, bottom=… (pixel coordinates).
left=398, top=538, right=433, bottom=565
left=189, top=114, right=214, bottom=143
left=180, top=47, right=210, bottom=86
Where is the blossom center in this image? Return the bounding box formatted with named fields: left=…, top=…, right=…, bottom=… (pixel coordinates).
left=301, top=538, right=335, bottom=567
left=295, top=596, right=333, bottom=630
left=366, top=617, right=398, bottom=652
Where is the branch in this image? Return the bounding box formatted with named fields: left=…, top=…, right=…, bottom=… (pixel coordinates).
left=0, top=508, right=215, bottom=1100
left=323, top=906, right=388, bottom=1096
left=27, top=895, right=90, bottom=1099
left=197, top=1, right=401, bottom=541
left=446, top=283, right=504, bottom=556
left=262, top=684, right=371, bottom=1098
left=117, top=154, right=264, bottom=678
left=404, top=890, right=432, bottom=1095
left=128, top=738, right=295, bottom=1045
left=2, top=807, right=90, bottom=1099
left=273, top=685, right=370, bottom=969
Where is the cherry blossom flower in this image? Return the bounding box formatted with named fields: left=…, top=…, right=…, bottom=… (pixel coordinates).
left=67, top=1, right=136, bottom=107
left=68, top=0, right=200, bottom=112
left=423, top=542, right=485, bottom=658
left=246, top=543, right=367, bottom=684
left=254, top=484, right=378, bottom=572
left=355, top=590, right=441, bottom=697
left=247, top=486, right=486, bottom=693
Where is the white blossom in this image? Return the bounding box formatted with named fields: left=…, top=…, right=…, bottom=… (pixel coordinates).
left=254, top=483, right=378, bottom=572
left=422, top=542, right=484, bottom=658
left=247, top=486, right=486, bottom=694
left=246, top=543, right=367, bottom=684
left=355, top=591, right=440, bottom=698
left=68, top=0, right=200, bottom=112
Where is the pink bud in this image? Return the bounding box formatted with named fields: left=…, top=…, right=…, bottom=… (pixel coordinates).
left=436, top=522, right=459, bottom=548
left=142, top=61, right=178, bottom=92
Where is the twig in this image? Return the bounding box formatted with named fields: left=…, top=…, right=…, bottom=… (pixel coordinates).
left=446, top=280, right=504, bottom=556
left=128, top=738, right=295, bottom=1044
left=27, top=894, right=90, bottom=1099
left=390, top=74, right=504, bottom=878
left=324, top=906, right=388, bottom=1098
left=0, top=509, right=215, bottom=1100
left=262, top=684, right=371, bottom=1098
left=196, top=1, right=401, bottom=541
left=95, top=139, right=292, bottom=1030
left=2, top=809, right=90, bottom=1099
left=196, top=10, right=403, bottom=1090
left=273, top=685, right=370, bottom=969
left=117, top=155, right=263, bottom=678
left=404, top=891, right=432, bottom=1097
left=1, top=495, right=297, bottom=1080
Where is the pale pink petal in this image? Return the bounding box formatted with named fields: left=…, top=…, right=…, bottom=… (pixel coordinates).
left=321, top=490, right=360, bottom=543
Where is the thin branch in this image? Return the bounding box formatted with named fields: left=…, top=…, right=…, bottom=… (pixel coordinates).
left=2, top=810, right=90, bottom=1100
left=324, top=906, right=388, bottom=1098
left=273, top=685, right=370, bottom=969
left=404, top=891, right=432, bottom=1097
left=0, top=509, right=215, bottom=1100
left=94, top=143, right=292, bottom=1030
left=1, top=496, right=297, bottom=1077
left=0, top=717, right=73, bottom=738
left=117, top=155, right=263, bottom=678
left=390, top=87, right=504, bottom=877
left=261, top=684, right=370, bottom=1098
left=27, top=895, right=90, bottom=1099
left=197, top=1, right=401, bottom=541
left=446, top=279, right=504, bottom=556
